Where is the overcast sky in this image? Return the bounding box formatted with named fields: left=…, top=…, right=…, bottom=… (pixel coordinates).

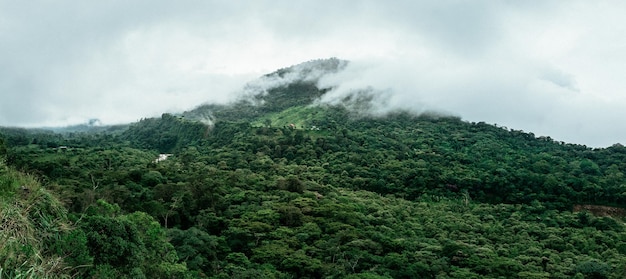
left=2, top=1, right=626, bottom=147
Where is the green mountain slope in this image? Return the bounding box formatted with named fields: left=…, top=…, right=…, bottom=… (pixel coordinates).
left=2, top=59, right=626, bottom=278
left=182, top=58, right=345, bottom=123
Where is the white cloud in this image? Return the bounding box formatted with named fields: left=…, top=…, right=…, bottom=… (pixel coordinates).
left=1, top=1, right=626, bottom=146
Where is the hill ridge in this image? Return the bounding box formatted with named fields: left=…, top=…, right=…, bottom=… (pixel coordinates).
left=3, top=59, right=626, bottom=278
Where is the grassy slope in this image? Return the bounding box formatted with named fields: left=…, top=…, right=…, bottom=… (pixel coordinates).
left=0, top=161, right=75, bottom=278
left=250, top=105, right=329, bottom=128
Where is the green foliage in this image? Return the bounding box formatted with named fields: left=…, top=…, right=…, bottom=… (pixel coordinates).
left=277, top=175, right=305, bottom=193
left=46, top=229, right=93, bottom=268
left=0, top=162, right=81, bottom=278
left=80, top=214, right=143, bottom=267
left=6, top=67, right=626, bottom=277
left=251, top=105, right=330, bottom=129
left=0, top=136, right=6, bottom=158
left=142, top=170, right=164, bottom=187
left=124, top=211, right=190, bottom=278
left=80, top=205, right=193, bottom=278
left=575, top=260, right=610, bottom=279
left=122, top=113, right=208, bottom=153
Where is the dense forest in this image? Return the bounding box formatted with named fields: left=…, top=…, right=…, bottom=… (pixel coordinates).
left=2, top=59, right=626, bottom=278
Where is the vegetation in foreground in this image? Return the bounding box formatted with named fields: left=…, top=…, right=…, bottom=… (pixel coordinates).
left=2, top=59, right=626, bottom=278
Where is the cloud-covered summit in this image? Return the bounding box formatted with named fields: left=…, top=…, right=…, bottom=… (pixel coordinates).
left=2, top=1, right=626, bottom=147
left=240, top=58, right=348, bottom=101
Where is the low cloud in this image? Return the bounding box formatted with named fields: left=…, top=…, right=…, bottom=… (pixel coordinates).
left=1, top=1, right=626, bottom=147
left=240, top=58, right=347, bottom=103
left=314, top=55, right=610, bottom=145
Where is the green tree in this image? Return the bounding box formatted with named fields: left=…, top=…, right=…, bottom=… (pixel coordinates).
left=124, top=212, right=190, bottom=278
left=81, top=214, right=144, bottom=269
left=0, top=137, right=6, bottom=157
left=575, top=260, right=610, bottom=279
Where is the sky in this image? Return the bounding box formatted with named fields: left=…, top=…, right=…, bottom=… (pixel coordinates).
left=1, top=1, right=626, bottom=147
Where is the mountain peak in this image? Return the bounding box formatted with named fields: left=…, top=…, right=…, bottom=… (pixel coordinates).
left=242, top=57, right=348, bottom=98
left=267, top=57, right=348, bottom=81
left=183, top=58, right=348, bottom=123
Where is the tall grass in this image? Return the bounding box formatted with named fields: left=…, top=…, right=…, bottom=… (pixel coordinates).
left=0, top=162, right=72, bottom=279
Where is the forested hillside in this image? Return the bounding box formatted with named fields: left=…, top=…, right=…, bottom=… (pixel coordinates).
left=2, top=59, right=626, bottom=278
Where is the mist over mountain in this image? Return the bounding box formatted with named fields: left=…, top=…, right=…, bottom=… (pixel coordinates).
left=3, top=57, right=622, bottom=149
left=3, top=59, right=626, bottom=278
left=181, top=58, right=450, bottom=129
left=4, top=1, right=626, bottom=147
left=182, top=58, right=346, bottom=122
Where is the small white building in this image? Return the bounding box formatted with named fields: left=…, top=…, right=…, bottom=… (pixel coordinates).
left=154, top=154, right=173, bottom=163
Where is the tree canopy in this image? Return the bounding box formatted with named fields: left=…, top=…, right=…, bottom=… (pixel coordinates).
left=2, top=65, right=626, bottom=278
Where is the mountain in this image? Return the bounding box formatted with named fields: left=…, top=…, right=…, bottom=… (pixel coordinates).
left=182, top=58, right=346, bottom=123
left=2, top=59, right=626, bottom=278
left=44, top=119, right=129, bottom=134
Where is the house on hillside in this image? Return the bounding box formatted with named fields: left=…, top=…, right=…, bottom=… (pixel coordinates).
left=154, top=154, right=173, bottom=163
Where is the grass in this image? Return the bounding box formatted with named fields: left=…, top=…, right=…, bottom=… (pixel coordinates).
left=251, top=105, right=330, bottom=129
left=0, top=162, right=72, bottom=279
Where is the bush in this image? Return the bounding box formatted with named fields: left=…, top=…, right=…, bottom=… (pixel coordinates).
left=575, top=260, right=610, bottom=279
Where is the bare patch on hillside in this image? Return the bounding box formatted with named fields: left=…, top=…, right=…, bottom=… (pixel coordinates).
left=573, top=205, right=626, bottom=218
